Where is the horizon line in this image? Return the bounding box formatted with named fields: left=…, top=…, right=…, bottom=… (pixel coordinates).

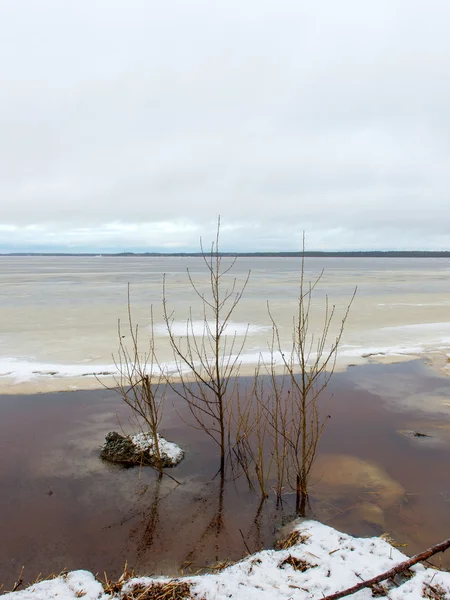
left=1, top=250, right=450, bottom=257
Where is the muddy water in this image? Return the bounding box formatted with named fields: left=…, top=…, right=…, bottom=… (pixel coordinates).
left=0, top=361, right=449, bottom=588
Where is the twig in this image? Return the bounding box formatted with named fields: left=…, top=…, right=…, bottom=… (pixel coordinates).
left=239, top=528, right=252, bottom=555
left=322, top=537, right=450, bottom=600
left=12, top=566, right=25, bottom=592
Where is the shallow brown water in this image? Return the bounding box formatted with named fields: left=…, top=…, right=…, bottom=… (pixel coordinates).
left=0, top=361, right=449, bottom=588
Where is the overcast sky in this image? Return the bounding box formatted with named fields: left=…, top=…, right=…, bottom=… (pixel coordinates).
left=1, top=0, right=450, bottom=252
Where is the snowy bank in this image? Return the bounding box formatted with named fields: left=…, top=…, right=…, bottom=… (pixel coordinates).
left=100, top=431, right=184, bottom=468
left=3, top=521, right=450, bottom=599
left=2, top=571, right=105, bottom=600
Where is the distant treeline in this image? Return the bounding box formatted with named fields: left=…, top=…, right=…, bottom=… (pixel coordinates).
left=2, top=251, right=450, bottom=258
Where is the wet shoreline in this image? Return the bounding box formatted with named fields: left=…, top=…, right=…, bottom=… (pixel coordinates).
left=1, top=360, right=450, bottom=588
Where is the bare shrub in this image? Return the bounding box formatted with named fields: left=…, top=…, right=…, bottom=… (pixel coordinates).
left=268, top=234, right=356, bottom=514
left=232, top=368, right=273, bottom=498
left=234, top=235, right=355, bottom=513
left=110, top=285, right=166, bottom=475
left=163, top=218, right=250, bottom=472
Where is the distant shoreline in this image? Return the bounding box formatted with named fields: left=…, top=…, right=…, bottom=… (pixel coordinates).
left=2, top=251, right=450, bottom=258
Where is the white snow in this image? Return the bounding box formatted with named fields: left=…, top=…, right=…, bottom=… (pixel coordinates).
left=130, top=432, right=184, bottom=464
left=0, top=357, right=183, bottom=384
left=154, top=320, right=269, bottom=337
left=3, top=521, right=450, bottom=599
left=1, top=333, right=450, bottom=388
left=2, top=570, right=107, bottom=600
left=0, top=357, right=119, bottom=383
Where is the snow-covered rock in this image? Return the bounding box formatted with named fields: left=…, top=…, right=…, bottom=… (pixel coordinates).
left=100, top=431, right=184, bottom=467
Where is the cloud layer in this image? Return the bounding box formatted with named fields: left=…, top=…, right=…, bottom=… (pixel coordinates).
left=1, top=0, right=450, bottom=251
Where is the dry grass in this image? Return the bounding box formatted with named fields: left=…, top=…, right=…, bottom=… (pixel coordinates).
left=274, top=530, right=310, bottom=550
left=101, top=563, right=191, bottom=600
left=102, top=563, right=136, bottom=596
left=1, top=566, right=192, bottom=600
left=247, top=558, right=262, bottom=575
left=207, top=559, right=235, bottom=574
left=423, top=582, right=448, bottom=600
left=0, top=567, right=68, bottom=595
left=122, top=580, right=192, bottom=600
left=180, top=558, right=234, bottom=576
left=279, top=555, right=317, bottom=572
left=368, top=582, right=389, bottom=597
left=380, top=533, right=409, bottom=548
left=31, top=569, right=68, bottom=585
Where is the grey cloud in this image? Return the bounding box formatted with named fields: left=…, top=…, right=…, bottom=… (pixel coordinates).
left=1, top=0, right=450, bottom=250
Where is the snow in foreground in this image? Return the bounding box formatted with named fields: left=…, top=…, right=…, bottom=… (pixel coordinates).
left=4, top=521, right=450, bottom=599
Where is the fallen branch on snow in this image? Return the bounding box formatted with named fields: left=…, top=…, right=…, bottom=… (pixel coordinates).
left=322, top=537, right=450, bottom=600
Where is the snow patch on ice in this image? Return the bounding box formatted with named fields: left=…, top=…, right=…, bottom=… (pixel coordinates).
left=380, top=322, right=450, bottom=334
left=0, top=358, right=179, bottom=384
left=0, top=357, right=119, bottom=383
left=2, top=322, right=450, bottom=388
left=154, top=320, right=269, bottom=337
left=378, top=302, right=450, bottom=307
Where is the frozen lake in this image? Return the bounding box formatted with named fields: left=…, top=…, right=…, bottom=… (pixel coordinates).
left=1, top=255, right=450, bottom=393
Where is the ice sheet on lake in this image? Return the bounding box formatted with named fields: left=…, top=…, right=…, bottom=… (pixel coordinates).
left=2, top=256, right=450, bottom=392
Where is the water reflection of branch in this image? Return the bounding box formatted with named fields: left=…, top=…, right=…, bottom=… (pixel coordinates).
left=138, top=475, right=163, bottom=558
left=241, top=497, right=267, bottom=554
left=182, top=472, right=225, bottom=570
left=104, top=476, right=177, bottom=534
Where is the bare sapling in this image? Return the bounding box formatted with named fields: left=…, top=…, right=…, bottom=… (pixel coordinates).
left=229, top=383, right=254, bottom=489
left=163, top=218, right=250, bottom=473
left=111, top=284, right=166, bottom=475
left=261, top=330, right=290, bottom=504
left=233, top=326, right=291, bottom=503
left=269, top=234, right=356, bottom=515
left=232, top=368, right=273, bottom=499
